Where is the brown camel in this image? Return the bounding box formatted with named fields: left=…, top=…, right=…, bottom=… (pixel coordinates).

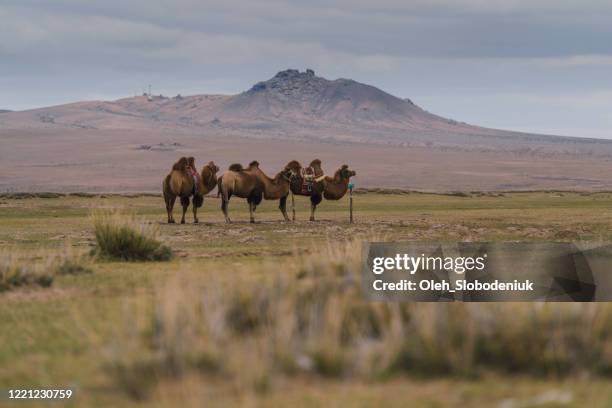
left=289, top=160, right=356, bottom=221
left=162, top=157, right=219, bottom=224
left=217, top=161, right=264, bottom=223
left=250, top=161, right=298, bottom=221
left=322, top=164, right=357, bottom=200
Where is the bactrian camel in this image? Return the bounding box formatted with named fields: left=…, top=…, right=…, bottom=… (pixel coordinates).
left=217, top=161, right=297, bottom=223
left=250, top=161, right=299, bottom=221
left=217, top=161, right=263, bottom=224
left=289, top=160, right=356, bottom=221
left=162, top=157, right=219, bottom=224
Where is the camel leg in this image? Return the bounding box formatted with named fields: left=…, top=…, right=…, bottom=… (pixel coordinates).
left=248, top=192, right=262, bottom=223
left=221, top=196, right=231, bottom=224
left=192, top=204, right=199, bottom=224
left=310, top=194, right=322, bottom=222
left=310, top=194, right=323, bottom=221
left=180, top=196, right=190, bottom=224
left=166, top=195, right=176, bottom=223
left=192, top=194, right=203, bottom=224
left=248, top=201, right=255, bottom=223
left=291, top=192, right=296, bottom=221
left=279, top=195, right=290, bottom=221
left=220, top=184, right=232, bottom=224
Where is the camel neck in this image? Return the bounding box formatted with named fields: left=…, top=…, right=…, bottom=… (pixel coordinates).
left=333, top=178, right=349, bottom=188
left=199, top=166, right=217, bottom=193
left=254, top=167, right=283, bottom=185
left=326, top=176, right=349, bottom=195
left=257, top=169, right=289, bottom=199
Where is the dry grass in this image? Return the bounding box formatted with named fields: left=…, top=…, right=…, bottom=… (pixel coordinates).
left=3, top=193, right=612, bottom=405
left=0, top=252, right=54, bottom=291
left=0, top=245, right=91, bottom=292
left=92, top=211, right=172, bottom=261
left=107, top=238, right=612, bottom=400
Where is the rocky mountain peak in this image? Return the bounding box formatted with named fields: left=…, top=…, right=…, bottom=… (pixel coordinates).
left=228, top=68, right=417, bottom=123
left=274, top=68, right=314, bottom=78
left=246, top=68, right=332, bottom=96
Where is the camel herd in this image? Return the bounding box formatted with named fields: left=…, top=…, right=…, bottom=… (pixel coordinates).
left=162, top=157, right=357, bottom=224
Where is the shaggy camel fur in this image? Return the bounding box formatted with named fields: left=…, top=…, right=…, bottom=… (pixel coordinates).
left=250, top=161, right=297, bottom=221
left=322, top=164, right=357, bottom=200
left=289, top=159, right=325, bottom=221
left=162, top=157, right=219, bottom=224
left=217, top=161, right=264, bottom=223
left=289, top=160, right=356, bottom=221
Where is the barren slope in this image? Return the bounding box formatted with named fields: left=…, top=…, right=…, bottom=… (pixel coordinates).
left=2, top=69, right=612, bottom=192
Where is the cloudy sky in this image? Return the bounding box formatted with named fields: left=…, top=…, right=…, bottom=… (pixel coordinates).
left=1, top=0, right=611, bottom=138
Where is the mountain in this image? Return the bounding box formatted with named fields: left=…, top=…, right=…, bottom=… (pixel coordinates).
left=225, top=68, right=421, bottom=123
left=0, top=109, right=11, bottom=114
left=2, top=69, right=612, bottom=192
left=3, top=69, right=610, bottom=154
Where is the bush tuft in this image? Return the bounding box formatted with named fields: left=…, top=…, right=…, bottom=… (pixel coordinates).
left=1, top=248, right=92, bottom=292
left=55, top=259, right=93, bottom=275
left=1, top=253, right=54, bottom=292
left=92, top=211, right=172, bottom=261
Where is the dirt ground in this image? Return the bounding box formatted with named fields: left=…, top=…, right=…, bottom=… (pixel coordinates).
left=2, top=128, right=612, bottom=193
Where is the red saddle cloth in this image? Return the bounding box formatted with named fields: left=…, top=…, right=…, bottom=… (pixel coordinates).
left=186, top=167, right=200, bottom=194
left=300, top=167, right=315, bottom=194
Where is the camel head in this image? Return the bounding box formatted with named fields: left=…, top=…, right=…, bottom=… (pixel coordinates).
left=337, top=164, right=356, bottom=181
left=201, top=161, right=220, bottom=186
left=309, top=159, right=322, bottom=168
left=248, top=160, right=260, bottom=169
left=285, top=160, right=302, bottom=172
left=284, top=160, right=302, bottom=181
left=187, top=156, right=196, bottom=168
left=279, top=165, right=295, bottom=182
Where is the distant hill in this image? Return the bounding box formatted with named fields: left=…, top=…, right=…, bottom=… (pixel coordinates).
left=2, top=69, right=611, bottom=155
left=2, top=69, right=612, bottom=193
left=0, top=109, right=11, bottom=114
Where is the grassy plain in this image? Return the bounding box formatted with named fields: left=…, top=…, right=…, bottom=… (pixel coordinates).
left=1, top=191, right=611, bottom=407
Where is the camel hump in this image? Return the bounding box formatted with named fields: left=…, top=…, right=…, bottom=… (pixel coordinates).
left=172, top=157, right=189, bottom=171
left=249, top=160, right=260, bottom=168
left=286, top=160, right=301, bottom=169
left=203, top=161, right=219, bottom=173
left=229, top=163, right=243, bottom=172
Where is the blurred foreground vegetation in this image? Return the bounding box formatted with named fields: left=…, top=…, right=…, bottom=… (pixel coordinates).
left=0, top=191, right=611, bottom=407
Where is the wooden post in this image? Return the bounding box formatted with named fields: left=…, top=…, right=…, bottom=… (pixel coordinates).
left=348, top=182, right=354, bottom=223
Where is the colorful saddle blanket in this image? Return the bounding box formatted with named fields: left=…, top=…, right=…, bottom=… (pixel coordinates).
left=301, top=167, right=315, bottom=194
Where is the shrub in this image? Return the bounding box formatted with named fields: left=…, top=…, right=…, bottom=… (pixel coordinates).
left=55, top=259, right=93, bottom=276
left=106, top=356, right=161, bottom=400
left=92, top=211, right=172, bottom=261
left=1, top=254, right=54, bottom=292
left=1, top=248, right=94, bottom=292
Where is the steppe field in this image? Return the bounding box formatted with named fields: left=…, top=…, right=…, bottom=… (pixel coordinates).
left=1, top=191, right=612, bottom=407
